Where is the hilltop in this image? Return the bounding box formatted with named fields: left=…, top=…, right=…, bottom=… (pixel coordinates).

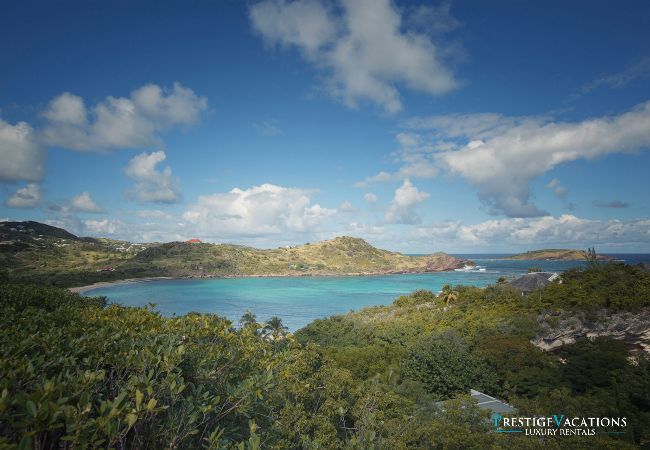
left=503, top=249, right=613, bottom=261
left=0, top=221, right=470, bottom=287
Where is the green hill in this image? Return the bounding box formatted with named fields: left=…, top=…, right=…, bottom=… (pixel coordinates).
left=0, top=221, right=470, bottom=287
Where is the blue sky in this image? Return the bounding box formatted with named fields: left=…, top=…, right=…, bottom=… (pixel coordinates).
left=1, top=0, right=649, bottom=252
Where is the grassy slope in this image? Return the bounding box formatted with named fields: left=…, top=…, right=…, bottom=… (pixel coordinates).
left=0, top=223, right=468, bottom=287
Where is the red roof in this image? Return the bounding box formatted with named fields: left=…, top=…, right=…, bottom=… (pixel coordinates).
left=186, top=238, right=202, bottom=243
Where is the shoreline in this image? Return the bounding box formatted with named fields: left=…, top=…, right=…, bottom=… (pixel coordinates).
left=68, top=277, right=176, bottom=294
left=67, top=268, right=467, bottom=295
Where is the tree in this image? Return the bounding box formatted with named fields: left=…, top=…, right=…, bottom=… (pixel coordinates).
left=586, top=246, right=598, bottom=266
left=439, top=284, right=459, bottom=306
left=239, top=309, right=258, bottom=329
left=402, top=333, right=496, bottom=400
left=262, top=316, right=288, bottom=340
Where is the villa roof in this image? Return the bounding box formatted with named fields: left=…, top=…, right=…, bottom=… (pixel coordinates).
left=471, top=389, right=517, bottom=415
left=435, top=389, right=516, bottom=417
left=509, top=272, right=558, bottom=293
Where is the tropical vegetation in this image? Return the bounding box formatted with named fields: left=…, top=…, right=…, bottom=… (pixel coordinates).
left=1, top=261, right=649, bottom=448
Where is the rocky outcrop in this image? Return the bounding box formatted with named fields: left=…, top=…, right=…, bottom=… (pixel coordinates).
left=424, top=253, right=472, bottom=272
left=532, top=308, right=650, bottom=355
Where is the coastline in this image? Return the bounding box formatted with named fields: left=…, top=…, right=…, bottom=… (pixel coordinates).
left=68, top=277, right=176, bottom=295
left=68, top=267, right=466, bottom=295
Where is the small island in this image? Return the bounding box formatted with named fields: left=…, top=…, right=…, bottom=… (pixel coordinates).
left=503, top=248, right=613, bottom=261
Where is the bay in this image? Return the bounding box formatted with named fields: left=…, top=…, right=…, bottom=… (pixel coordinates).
left=85, top=254, right=649, bottom=331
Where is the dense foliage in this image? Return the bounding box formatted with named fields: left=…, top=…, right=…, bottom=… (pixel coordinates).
left=1, top=262, right=649, bottom=448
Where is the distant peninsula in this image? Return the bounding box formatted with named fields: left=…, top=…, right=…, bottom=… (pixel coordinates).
left=503, top=249, right=613, bottom=261
left=0, top=221, right=471, bottom=288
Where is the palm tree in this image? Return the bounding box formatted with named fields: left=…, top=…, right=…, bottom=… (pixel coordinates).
left=439, top=284, right=459, bottom=307
left=262, top=316, right=288, bottom=340
left=239, top=309, right=257, bottom=329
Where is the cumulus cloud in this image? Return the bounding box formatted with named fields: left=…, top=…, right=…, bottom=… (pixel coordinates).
left=357, top=158, right=438, bottom=187
left=384, top=179, right=429, bottom=224
left=71, top=191, right=103, bottom=213
left=408, top=214, right=650, bottom=251
left=83, top=219, right=123, bottom=235
left=5, top=183, right=41, bottom=209
left=0, top=119, right=45, bottom=182
left=365, top=101, right=650, bottom=217
left=437, top=102, right=650, bottom=217
left=124, top=151, right=181, bottom=203
left=593, top=200, right=630, bottom=209
left=364, top=193, right=377, bottom=203
left=41, top=83, right=207, bottom=151
left=80, top=217, right=187, bottom=243
left=405, top=2, right=461, bottom=35
left=250, top=0, right=459, bottom=113
left=182, top=183, right=336, bottom=238
left=137, top=209, right=174, bottom=220
left=339, top=200, right=355, bottom=212
left=546, top=178, right=567, bottom=200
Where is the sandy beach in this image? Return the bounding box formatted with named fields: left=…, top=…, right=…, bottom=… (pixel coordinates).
left=68, top=277, right=176, bottom=295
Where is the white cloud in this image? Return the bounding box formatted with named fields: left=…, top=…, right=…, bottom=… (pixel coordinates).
left=364, top=193, right=377, bottom=203
left=384, top=179, right=429, bottom=224
left=408, top=215, right=650, bottom=251
left=356, top=158, right=439, bottom=187
left=364, top=101, right=650, bottom=217
left=83, top=219, right=123, bottom=235
left=80, top=217, right=187, bottom=243
left=0, top=119, right=45, bottom=182
left=137, top=209, right=174, bottom=220
left=124, top=151, right=181, bottom=203
left=182, top=183, right=336, bottom=238
left=339, top=200, right=355, bottom=212
left=71, top=191, right=103, bottom=213
left=573, top=57, right=650, bottom=99
left=436, top=101, right=650, bottom=217
left=41, top=83, right=207, bottom=152
left=405, top=2, right=461, bottom=35
left=546, top=178, right=567, bottom=200
left=254, top=119, right=283, bottom=136
left=5, top=183, right=41, bottom=209
left=250, top=0, right=458, bottom=113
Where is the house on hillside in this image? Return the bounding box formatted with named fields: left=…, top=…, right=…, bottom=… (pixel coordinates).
left=509, top=272, right=559, bottom=295
left=470, top=389, right=516, bottom=416
left=186, top=238, right=202, bottom=244
left=436, top=389, right=516, bottom=419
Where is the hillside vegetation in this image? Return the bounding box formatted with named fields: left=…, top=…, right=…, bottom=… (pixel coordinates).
left=0, top=222, right=469, bottom=287
left=1, top=262, right=648, bottom=448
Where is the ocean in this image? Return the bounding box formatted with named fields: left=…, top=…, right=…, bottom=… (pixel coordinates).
left=84, top=254, right=649, bottom=331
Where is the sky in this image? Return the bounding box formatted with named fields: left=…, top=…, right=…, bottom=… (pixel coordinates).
left=1, top=0, right=649, bottom=253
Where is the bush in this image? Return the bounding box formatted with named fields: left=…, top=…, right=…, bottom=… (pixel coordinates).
left=393, top=289, right=436, bottom=307
left=401, top=332, right=497, bottom=400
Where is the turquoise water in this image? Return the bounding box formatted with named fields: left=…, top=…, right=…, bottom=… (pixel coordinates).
left=85, top=254, right=649, bottom=331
